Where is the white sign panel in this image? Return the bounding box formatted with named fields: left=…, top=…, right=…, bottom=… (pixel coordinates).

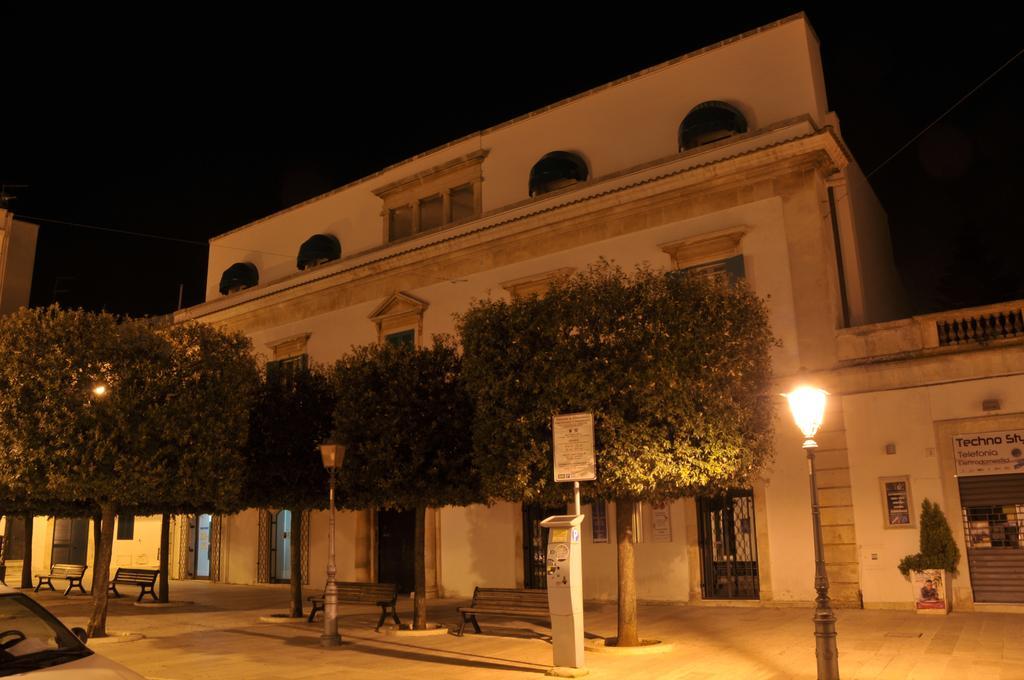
left=651, top=503, right=672, bottom=542
left=953, top=429, right=1024, bottom=477
left=552, top=412, right=596, bottom=482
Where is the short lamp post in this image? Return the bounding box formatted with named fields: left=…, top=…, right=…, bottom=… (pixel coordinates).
left=319, top=442, right=346, bottom=647
left=784, top=386, right=839, bottom=680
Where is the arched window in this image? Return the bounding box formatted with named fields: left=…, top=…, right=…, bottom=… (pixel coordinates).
left=679, top=101, right=748, bottom=151
left=219, top=262, right=259, bottom=295
left=296, top=234, right=341, bottom=270
left=529, top=151, right=589, bottom=197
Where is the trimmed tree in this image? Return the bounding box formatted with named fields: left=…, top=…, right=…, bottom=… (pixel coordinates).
left=457, top=261, right=775, bottom=646
left=0, top=307, right=258, bottom=635
left=244, top=363, right=336, bottom=617
left=898, top=498, right=961, bottom=576
left=120, top=320, right=263, bottom=603
left=0, top=492, right=93, bottom=590
left=332, top=336, right=477, bottom=630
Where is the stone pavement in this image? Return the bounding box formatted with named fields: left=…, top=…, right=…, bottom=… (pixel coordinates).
left=24, top=581, right=1024, bottom=679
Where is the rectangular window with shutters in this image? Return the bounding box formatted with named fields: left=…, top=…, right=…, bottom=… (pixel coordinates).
left=591, top=500, right=608, bottom=543
left=680, top=254, right=745, bottom=280
left=385, top=330, right=415, bottom=348
left=449, top=184, right=475, bottom=223
left=419, top=194, right=444, bottom=232
left=117, top=514, right=135, bottom=541
left=266, top=354, right=308, bottom=383
left=388, top=205, right=414, bottom=241
left=379, top=160, right=483, bottom=244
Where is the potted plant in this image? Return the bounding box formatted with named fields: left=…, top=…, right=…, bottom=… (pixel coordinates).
left=898, top=498, right=961, bottom=614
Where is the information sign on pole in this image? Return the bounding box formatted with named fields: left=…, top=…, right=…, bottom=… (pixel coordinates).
left=552, top=412, right=596, bottom=482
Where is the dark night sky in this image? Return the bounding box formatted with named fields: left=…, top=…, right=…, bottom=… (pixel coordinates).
left=3, top=8, right=1022, bottom=318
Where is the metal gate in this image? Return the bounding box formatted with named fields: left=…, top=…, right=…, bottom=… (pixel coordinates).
left=959, top=474, right=1024, bottom=603
left=697, top=490, right=759, bottom=599
left=522, top=504, right=563, bottom=590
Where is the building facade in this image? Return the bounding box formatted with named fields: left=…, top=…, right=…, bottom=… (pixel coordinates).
left=8, top=13, right=1023, bottom=612
left=0, top=209, right=37, bottom=316
left=172, top=12, right=905, bottom=608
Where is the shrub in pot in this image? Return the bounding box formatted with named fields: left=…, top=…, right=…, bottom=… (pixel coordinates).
left=898, top=498, right=960, bottom=614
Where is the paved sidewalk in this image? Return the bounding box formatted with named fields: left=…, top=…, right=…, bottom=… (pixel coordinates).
left=25, top=581, right=1024, bottom=679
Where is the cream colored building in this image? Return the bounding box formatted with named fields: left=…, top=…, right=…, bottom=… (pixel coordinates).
left=168, top=12, right=907, bottom=608
left=0, top=209, right=38, bottom=316
left=0, top=210, right=159, bottom=590
left=9, top=13, right=1023, bottom=613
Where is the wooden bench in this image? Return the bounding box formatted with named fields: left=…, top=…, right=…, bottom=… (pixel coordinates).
left=307, top=582, right=400, bottom=631
left=456, top=587, right=550, bottom=636
left=108, top=568, right=159, bottom=602
left=34, top=563, right=87, bottom=596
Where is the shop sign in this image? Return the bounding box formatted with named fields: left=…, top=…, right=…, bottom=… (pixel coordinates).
left=952, top=429, right=1024, bottom=477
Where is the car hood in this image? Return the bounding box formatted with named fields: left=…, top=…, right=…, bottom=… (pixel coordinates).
left=8, top=651, right=145, bottom=679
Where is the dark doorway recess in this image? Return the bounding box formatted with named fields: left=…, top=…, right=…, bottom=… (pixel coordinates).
left=51, top=518, right=89, bottom=566
left=377, top=509, right=415, bottom=594
left=697, top=490, right=759, bottom=600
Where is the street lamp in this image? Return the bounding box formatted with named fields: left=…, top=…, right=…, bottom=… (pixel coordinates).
left=319, top=441, right=346, bottom=647
left=784, top=386, right=839, bottom=680
left=92, top=384, right=108, bottom=397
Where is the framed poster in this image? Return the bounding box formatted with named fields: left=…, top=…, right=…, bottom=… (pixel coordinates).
left=879, top=476, right=914, bottom=529
left=912, top=569, right=948, bottom=611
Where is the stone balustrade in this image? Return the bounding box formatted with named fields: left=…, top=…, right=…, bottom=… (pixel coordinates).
left=836, top=300, right=1024, bottom=364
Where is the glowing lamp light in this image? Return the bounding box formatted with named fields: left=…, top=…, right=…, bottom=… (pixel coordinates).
left=320, top=442, right=346, bottom=470
left=784, top=386, right=828, bottom=446
left=92, top=384, right=108, bottom=397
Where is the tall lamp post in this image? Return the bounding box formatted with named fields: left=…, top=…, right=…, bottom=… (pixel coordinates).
left=319, top=442, right=346, bottom=647
left=784, top=386, right=839, bottom=680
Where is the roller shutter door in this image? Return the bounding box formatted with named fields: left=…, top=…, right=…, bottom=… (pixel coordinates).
left=958, top=474, right=1024, bottom=603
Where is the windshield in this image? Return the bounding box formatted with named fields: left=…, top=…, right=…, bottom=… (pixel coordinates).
left=0, top=594, right=91, bottom=675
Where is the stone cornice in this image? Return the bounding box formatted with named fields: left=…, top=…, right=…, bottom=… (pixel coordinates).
left=659, top=225, right=751, bottom=270
left=834, top=343, right=1024, bottom=396
left=371, top=150, right=489, bottom=199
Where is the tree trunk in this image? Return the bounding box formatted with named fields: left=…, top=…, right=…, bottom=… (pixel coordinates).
left=87, top=503, right=117, bottom=638
left=91, top=513, right=102, bottom=593
left=288, top=509, right=303, bottom=618
left=615, top=499, right=640, bottom=647
left=159, top=514, right=170, bottom=603
left=413, top=504, right=426, bottom=630
left=19, top=514, right=33, bottom=589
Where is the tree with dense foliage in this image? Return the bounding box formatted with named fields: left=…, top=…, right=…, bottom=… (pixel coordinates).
left=898, top=498, right=961, bottom=576
left=244, top=363, right=335, bottom=617
left=457, top=261, right=776, bottom=646
left=0, top=307, right=258, bottom=635
left=332, top=337, right=477, bottom=629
